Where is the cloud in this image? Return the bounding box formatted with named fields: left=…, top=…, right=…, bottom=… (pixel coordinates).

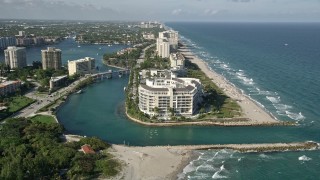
left=230, top=0, right=252, bottom=2
left=0, top=0, right=119, bottom=20
left=172, top=9, right=183, bottom=15
left=0, top=0, right=320, bottom=22
left=203, top=9, right=220, bottom=15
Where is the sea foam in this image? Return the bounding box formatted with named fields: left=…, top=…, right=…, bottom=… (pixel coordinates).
left=298, top=155, right=312, bottom=161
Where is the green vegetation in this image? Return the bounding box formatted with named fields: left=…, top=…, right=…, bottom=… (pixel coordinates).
left=140, top=46, right=170, bottom=69
left=0, top=118, right=121, bottom=179
left=185, top=60, right=242, bottom=119
left=74, top=76, right=94, bottom=90
left=0, top=20, right=164, bottom=45
left=0, top=96, right=35, bottom=120
left=30, top=115, right=56, bottom=124
left=103, top=47, right=142, bottom=69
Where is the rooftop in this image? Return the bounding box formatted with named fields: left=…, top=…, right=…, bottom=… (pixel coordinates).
left=81, top=144, right=95, bottom=154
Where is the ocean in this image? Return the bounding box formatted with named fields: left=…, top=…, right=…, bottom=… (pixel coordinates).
left=166, top=22, right=320, bottom=179
left=4, top=23, right=319, bottom=179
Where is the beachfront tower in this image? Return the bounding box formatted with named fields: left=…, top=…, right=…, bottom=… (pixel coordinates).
left=156, top=38, right=170, bottom=58
left=4, top=46, right=27, bottom=69
left=41, top=47, right=62, bottom=70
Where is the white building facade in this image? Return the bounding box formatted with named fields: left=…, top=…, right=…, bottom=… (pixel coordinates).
left=138, top=75, right=202, bottom=118
left=4, top=46, right=27, bottom=69
left=41, top=47, right=62, bottom=70
left=68, top=57, right=95, bottom=76
left=156, top=38, right=170, bottom=58
left=170, top=53, right=185, bottom=69
left=156, top=30, right=179, bottom=58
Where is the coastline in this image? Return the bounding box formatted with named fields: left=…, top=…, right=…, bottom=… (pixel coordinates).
left=125, top=106, right=293, bottom=127
left=178, top=46, right=282, bottom=125
left=110, top=141, right=319, bottom=180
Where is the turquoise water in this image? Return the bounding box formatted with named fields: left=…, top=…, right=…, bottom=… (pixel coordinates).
left=2, top=23, right=320, bottom=179
left=0, top=38, right=128, bottom=71
left=167, top=22, right=320, bottom=179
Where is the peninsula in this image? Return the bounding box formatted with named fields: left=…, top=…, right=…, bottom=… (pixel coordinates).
left=121, top=29, right=292, bottom=126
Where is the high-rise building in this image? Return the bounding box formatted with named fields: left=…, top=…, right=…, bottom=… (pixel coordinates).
left=68, top=57, right=95, bottom=76
left=4, top=46, right=27, bottom=69
left=158, top=30, right=178, bottom=49
left=41, top=47, right=62, bottom=70
left=156, top=38, right=170, bottom=58
left=0, top=37, right=17, bottom=50
left=138, top=70, right=203, bottom=118
left=18, top=31, right=25, bottom=37
left=156, top=30, right=179, bottom=58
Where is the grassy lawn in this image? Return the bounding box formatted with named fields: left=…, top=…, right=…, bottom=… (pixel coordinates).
left=30, top=115, right=57, bottom=124
left=0, top=96, right=35, bottom=120
left=8, top=96, right=35, bottom=113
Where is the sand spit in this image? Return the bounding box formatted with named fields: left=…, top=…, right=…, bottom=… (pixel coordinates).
left=110, top=141, right=318, bottom=180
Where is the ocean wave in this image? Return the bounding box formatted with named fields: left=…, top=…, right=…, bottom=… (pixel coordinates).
left=286, top=111, right=305, bottom=121
left=212, top=165, right=228, bottom=179
left=298, top=155, right=312, bottom=161
left=179, top=29, right=305, bottom=123
left=196, top=164, right=217, bottom=172
left=182, top=161, right=196, bottom=175
left=273, top=104, right=292, bottom=111
left=266, top=96, right=281, bottom=104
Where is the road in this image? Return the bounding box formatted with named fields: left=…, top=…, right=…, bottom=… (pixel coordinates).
left=12, top=76, right=88, bottom=118
left=136, top=44, right=155, bottom=66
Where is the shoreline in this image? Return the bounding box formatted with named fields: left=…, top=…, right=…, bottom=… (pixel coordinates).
left=110, top=141, right=319, bottom=180
left=178, top=47, right=282, bottom=124
left=125, top=106, right=294, bottom=127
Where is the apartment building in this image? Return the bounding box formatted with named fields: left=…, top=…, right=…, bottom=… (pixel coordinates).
left=170, top=53, right=185, bottom=69
left=138, top=70, right=202, bottom=118
left=4, top=46, right=27, bottom=68
left=41, top=47, right=62, bottom=70
left=0, top=80, right=21, bottom=96
left=68, top=57, right=95, bottom=76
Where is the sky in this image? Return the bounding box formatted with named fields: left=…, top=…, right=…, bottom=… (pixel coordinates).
left=0, top=0, right=320, bottom=22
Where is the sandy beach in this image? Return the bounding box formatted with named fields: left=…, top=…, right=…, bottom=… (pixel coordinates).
left=179, top=47, right=279, bottom=125
left=110, top=145, right=194, bottom=180
left=110, top=142, right=318, bottom=180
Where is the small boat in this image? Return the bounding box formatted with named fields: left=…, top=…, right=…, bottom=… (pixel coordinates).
left=284, top=43, right=288, bottom=46
left=97, top=53, right=99, bottom=55
left=119, top=74, right=122, bottom=78
left=124, top=87, right=126, bottom=91
left=78, top=45, right=81, bottom=48
left=76, top=90, right=83, bottom=94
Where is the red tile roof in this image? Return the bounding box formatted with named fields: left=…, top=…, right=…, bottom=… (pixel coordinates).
left=81, top=144, right=95, bottom=154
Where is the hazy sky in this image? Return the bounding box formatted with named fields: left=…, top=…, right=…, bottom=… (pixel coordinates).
left=0, top=0, right=320, bottom=22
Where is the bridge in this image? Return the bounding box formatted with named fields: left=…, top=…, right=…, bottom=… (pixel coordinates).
left=91, top=69, right=130, bottom=80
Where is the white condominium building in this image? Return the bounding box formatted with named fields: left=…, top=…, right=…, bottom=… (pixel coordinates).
left=156, top=38, right=170, bottom=58
left=138, top=72, right=202, bottom=118
left=156, top=30, right=179, bottom=58
left=158, top=30, right=179, bottom=48
left=4, top=46, right=27, bottom=69
left=170, top=53, right=185, bottom=69
left=68, top=57, right=95, bottom=76
left=41, top=47, right=62, bottom=70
